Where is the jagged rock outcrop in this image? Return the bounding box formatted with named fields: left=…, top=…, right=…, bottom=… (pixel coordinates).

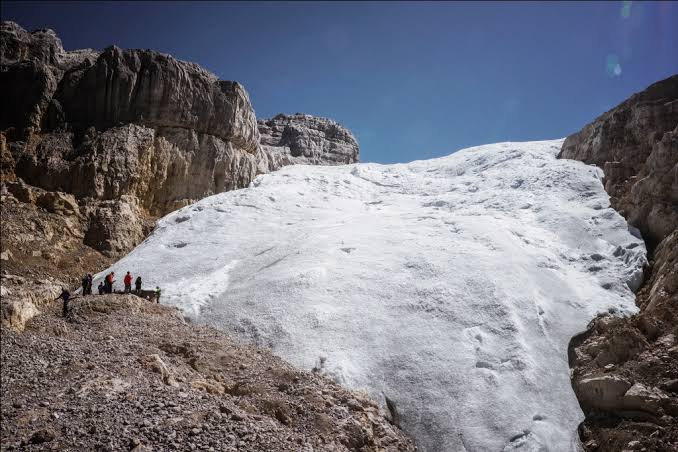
left=257, top=113, right=359, bottom=172
left=558, top=75, right=678, bottom=248
left=561, top=75, right=678, bottom=452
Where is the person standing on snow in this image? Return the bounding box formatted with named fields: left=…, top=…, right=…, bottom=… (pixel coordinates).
left=124, top=271, right=133, bottom=293
left=135, top=276, right=142, bottom=294
left=98, top=281, right=105, bottom=295
left=155, top=286, right=161, bottom=304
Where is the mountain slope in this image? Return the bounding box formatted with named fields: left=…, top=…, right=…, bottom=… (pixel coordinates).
left=103, top=140, right=646, bottom=451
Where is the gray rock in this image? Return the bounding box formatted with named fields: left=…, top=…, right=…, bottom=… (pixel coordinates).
left=558, top=75, right=678, bottom=247
left=623, top=383, right=669, bottom=415
left=256, top=113, right=359, bottom=173
left=0, top=21, right=261, bottom=257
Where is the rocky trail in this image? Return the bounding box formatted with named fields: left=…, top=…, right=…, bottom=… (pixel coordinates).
left=0, top=294, right=414, bottom=451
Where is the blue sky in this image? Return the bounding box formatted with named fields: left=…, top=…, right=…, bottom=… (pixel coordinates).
left=3, top=1, right=677, bottom=163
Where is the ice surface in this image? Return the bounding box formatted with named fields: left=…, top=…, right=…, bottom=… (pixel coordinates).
left=103, top=140, right=646, bottom=451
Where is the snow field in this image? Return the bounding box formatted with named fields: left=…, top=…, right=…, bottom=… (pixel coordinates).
left=103, top=140, right=645, bottom=451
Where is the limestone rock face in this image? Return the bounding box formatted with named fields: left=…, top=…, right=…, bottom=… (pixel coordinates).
left=0, top=21, right=98, bottom=137
left=257, top=113, right=359, bottom=172
left=2, top=23, right=360, bottom=264
left=1, top=21, right=261, bottom=258
left=558, top=75, right=678, bottom=247
left=52, top=46, right=259, bottom=152
left=83, top=196, right=147, bottom=256
left=563, top=75, right=678, bottom=450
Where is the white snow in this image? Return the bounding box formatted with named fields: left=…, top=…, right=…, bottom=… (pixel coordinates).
left=102, top=140, right=646, bottom=451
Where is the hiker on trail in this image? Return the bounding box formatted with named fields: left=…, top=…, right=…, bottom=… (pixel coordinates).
left=124, top=271, right=133, bottom=293
left=135, top=276, right=142, bottom=294
left=155, top=286, right=161, bottom=304
left=56, top=289, right=71, bottom=318
left=82, top=273, right=93, bottom=295
left=105, top=272, right=115, bottom=294
left=98, top=281, right=104, bottom=295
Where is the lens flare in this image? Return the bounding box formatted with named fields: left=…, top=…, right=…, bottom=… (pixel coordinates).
left=605, top=54, right=622, bottom=77
left=621, top=1, right=632, bottom=19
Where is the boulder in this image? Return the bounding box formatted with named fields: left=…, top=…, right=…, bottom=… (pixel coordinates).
left=0, top=275, right=64, bottom=330
left=623, top=383, right=669, bottom=415
left=575, top=374, right=632, bottom=413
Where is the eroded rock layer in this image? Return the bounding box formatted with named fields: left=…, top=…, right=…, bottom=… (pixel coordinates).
left=561, top=75, right=678, bottom=451
left=257, top=113, right=359, bottom=172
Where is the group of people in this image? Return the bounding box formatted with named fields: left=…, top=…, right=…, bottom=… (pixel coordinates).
left=90, top=271, right=155, bottom=296
left=51, top=271, right=162, bottom=319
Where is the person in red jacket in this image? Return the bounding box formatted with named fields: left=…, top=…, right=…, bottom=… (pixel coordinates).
left=124, top=271, right=133, bottom=293
left=105, top=272, right=115, bottom=294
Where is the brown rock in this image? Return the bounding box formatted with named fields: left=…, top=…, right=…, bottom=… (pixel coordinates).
left=558, top=75, right=677, bottom=247
left=575, top=374, right=632, bottom=413
left=623, top=383, right=670, bottom=415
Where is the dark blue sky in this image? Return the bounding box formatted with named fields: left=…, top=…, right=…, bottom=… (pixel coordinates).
left=3, top=1, right=677, bottom=163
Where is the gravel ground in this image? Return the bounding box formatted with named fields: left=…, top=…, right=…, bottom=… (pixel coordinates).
left=1, top=295, right=415, bottom=451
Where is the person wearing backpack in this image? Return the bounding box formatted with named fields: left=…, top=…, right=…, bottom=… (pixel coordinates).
left=135, top=276, right=142, bottom=294
left=124, top=271, right=133, bottom=293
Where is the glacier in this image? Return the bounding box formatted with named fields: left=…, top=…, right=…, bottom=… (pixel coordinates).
left=102, top=140, right=646, bottom=451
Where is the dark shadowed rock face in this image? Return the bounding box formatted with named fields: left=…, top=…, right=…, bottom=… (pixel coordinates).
left=561, top=75, right=678, bottom=452
left=558, top=75, right=678, bottom=247
left=257, top=113, right=359, bottom=172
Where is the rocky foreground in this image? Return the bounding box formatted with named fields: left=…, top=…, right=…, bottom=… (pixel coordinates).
left=0, top=295, right=414, bottom=451
left=560, top=75, right=678, bottom=451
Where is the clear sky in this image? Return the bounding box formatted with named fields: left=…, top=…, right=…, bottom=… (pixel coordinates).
left=3, top=1, right=677, bottom=163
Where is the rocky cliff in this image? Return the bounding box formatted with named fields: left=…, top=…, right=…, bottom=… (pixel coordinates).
left=560, top=75, right=678, bottom=451
left=1, top=21, right=359, bottom=328
left=559, top=75, right=678, bottom=249
left=257, top=113, right=359, bottom=173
